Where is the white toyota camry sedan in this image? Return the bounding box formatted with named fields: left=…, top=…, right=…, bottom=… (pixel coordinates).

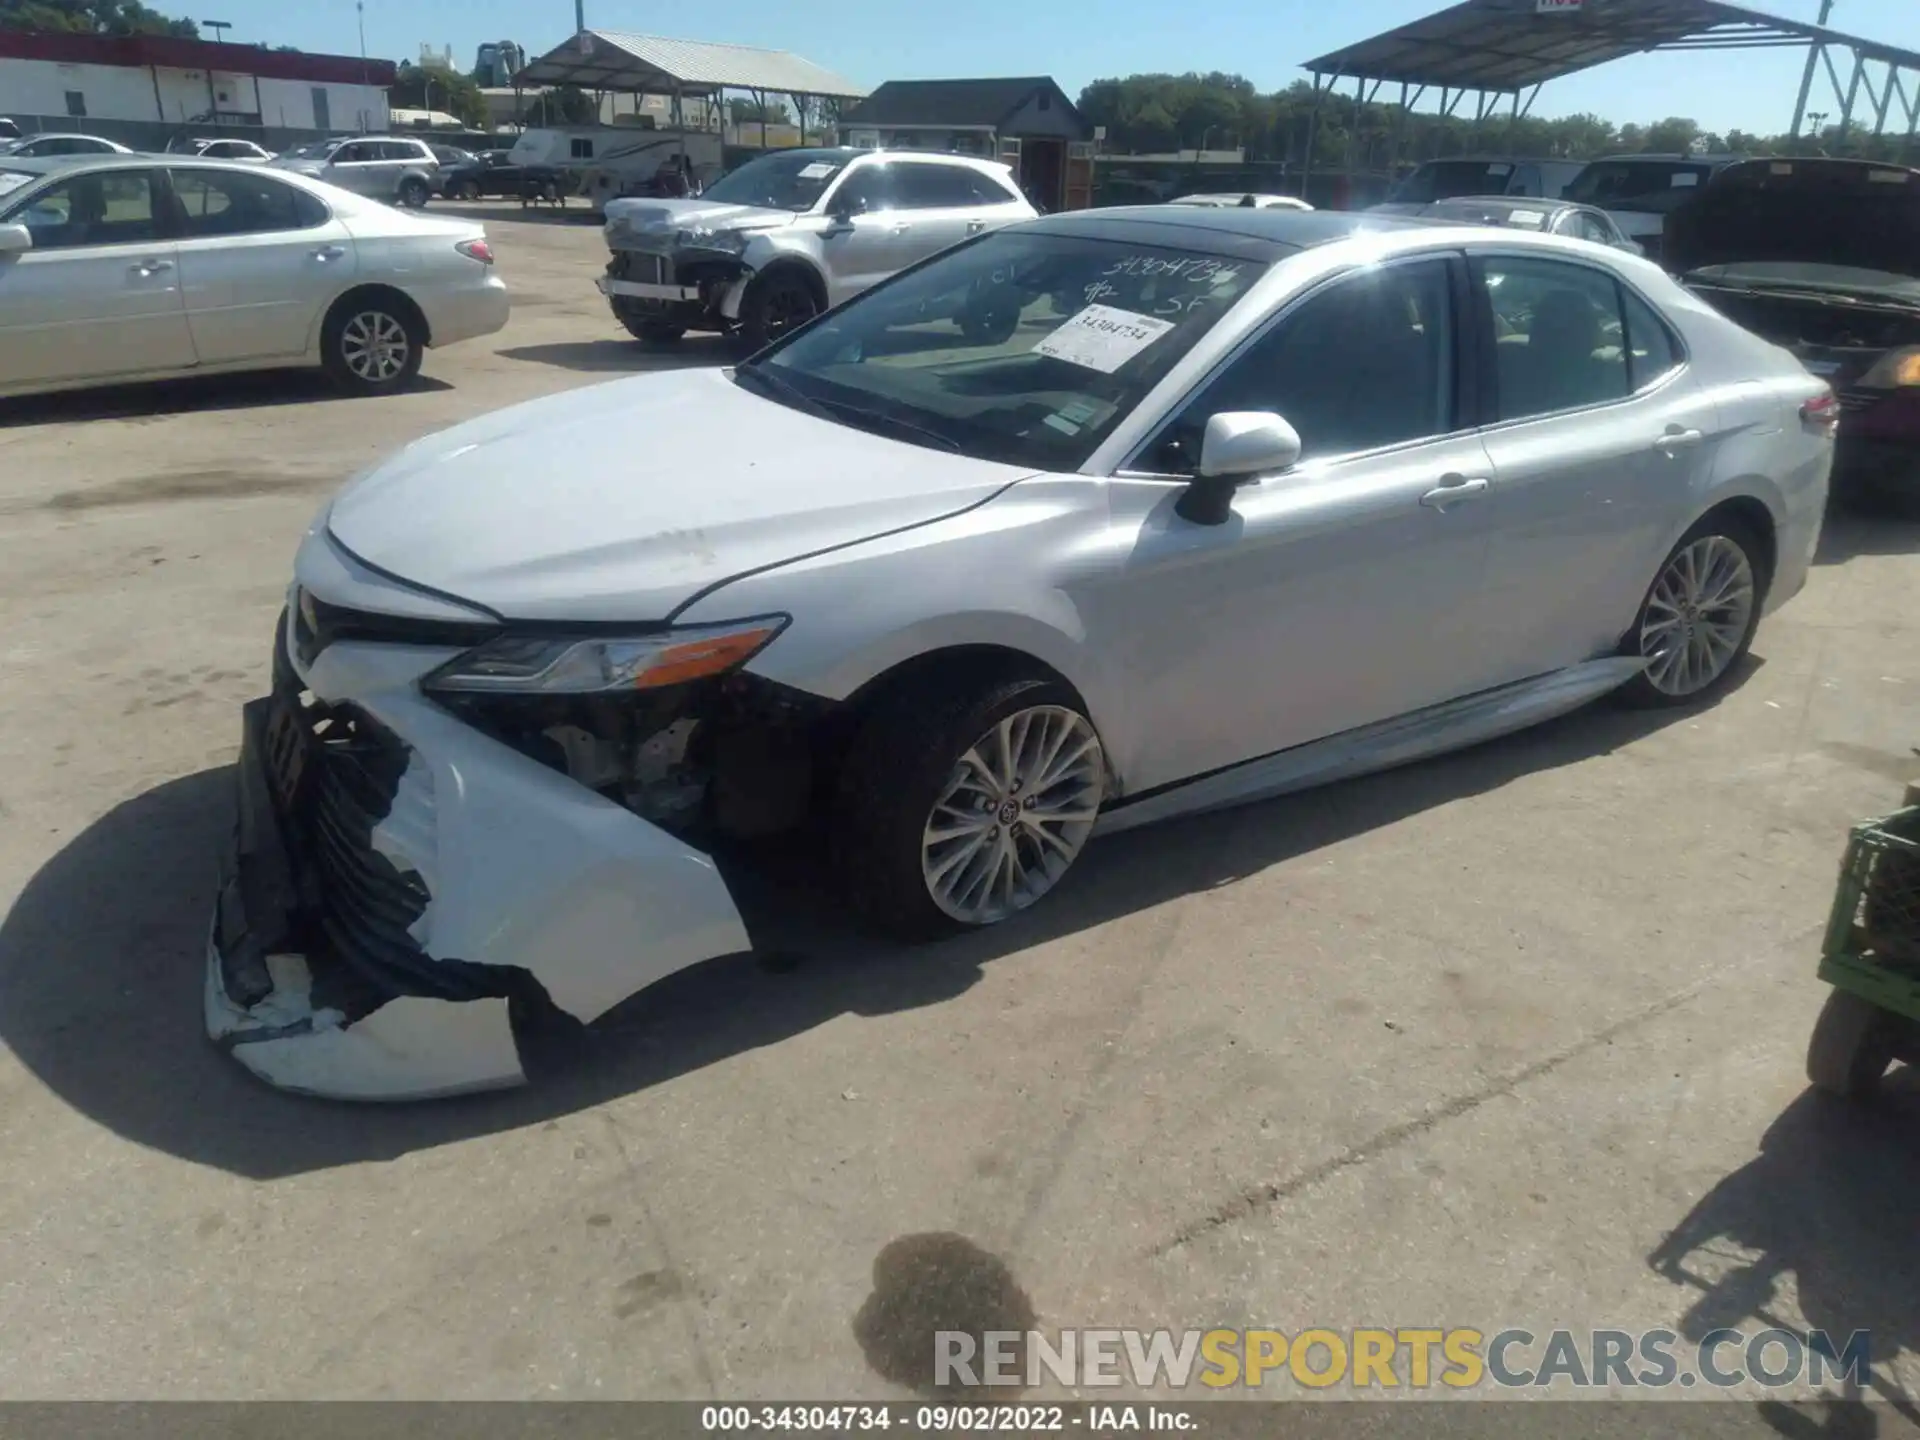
left=209, top=206, right=1834, bottom=1099
left=0, top=155, right=508, bottom=400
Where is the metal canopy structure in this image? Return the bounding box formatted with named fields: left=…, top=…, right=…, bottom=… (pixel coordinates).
left=517, top=30, right=864, bottom=101
left=1300, top=0, right=1920, bottom=171
left=514, top=30, right=865, bottom=146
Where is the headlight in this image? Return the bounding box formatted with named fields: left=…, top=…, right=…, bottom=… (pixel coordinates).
left=675, top=225, right=750, bottom=254
left=1859, top=347, right=1920, bottom=390
left=421, top=617, right=787, bottom=695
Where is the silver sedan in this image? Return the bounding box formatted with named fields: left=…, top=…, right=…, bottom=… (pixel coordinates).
left=213, top=206, right=1834, bottom=1098
left=0, top=155, right=508, bottom=400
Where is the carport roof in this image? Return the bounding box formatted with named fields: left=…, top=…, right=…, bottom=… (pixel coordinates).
left=515, top=30, right=865, bottom=100
left=1303, top=0, right=1920, bottom=93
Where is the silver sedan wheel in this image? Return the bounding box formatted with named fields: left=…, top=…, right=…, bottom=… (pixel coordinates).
left=340, top=311, right=410, bottom=383
left=1639, top=535, right=1756, bottom=697
left=921, top=705, right=1105, bottom=925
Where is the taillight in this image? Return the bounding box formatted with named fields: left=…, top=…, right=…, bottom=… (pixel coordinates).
left=1800, top=390, right=1840, bottom=438
left=456, top=237, right=494, bottom=265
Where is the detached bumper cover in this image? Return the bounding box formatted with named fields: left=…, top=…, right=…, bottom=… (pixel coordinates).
left=207, top=614, right=751, bottom=1101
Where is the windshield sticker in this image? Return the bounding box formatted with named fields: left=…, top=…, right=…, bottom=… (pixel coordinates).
left=1043, top=412, right=1082, bottom=436
left=1869, top=169, right=1911, bottom=184
left=1488, top=163, right=1513, bottom=176
left=0, top=172, right=31, bottom=197
left=797, top=162, right=836, bottom=179
left=1770, top=162, right=1795, bottom=175
left=1504, top=209, right=1546, bottom=227
left=1670, top=172, right=1700, bottom=186
left=1034, top=305, right=1176, bottom=373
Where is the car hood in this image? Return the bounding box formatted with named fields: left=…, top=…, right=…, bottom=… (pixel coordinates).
left=1666, top=184, right=1920, bottom=282
left=324, top=368, right=1034, bottom=623
left=602, top=197, right=795, bottom=244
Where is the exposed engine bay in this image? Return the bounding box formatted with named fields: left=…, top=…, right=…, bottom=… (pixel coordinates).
left=434, top=671, right=844, bottom=845
left=1685, top=285, right=1920, bottom=353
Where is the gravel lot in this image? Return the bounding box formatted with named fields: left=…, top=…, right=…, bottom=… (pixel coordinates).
left=0, top=206, right=1915, bottom=1411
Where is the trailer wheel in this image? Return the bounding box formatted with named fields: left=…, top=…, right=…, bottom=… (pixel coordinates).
left=1806, top=989, right=1900, bottom=1097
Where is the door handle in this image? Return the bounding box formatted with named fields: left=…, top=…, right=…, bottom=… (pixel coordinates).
left=890, top=222, right=912, bottom=234
left=131, top=258, right=172, bottom=276
left=1419, top=475, right=1490, bottom=511
left=1653, top=427, right=1703, bottom=454
left=310, top=245, right=346, bottom=262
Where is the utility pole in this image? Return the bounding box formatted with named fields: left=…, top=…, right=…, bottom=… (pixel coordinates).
left=1788, top=0, right=1835, bottom=140
left=201, top=18, right=231, bottom=41
left=357, top=0, right=368, bottom=88
left=575, top=0, right=585, bottom=36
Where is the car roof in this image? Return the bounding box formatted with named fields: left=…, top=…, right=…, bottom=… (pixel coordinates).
left=2, top=154, right=299, bottom=179
left=1027, top=204, right=1440, bottom=259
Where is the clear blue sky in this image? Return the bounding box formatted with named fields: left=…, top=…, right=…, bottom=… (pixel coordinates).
left=215, top=0, right=1916, bottom=136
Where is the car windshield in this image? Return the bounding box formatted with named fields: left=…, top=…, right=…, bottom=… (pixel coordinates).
left=744, top=228, right=1270, bottom=470
left=1426, top=199, right=1553, bottom=230
left=702, top=150, right=849, bottom=211
left=278, top=140, right=334, bottom=160
left=1564, top=161, right=1712, bottom=207
left=0, top=167, right=35, bottom=198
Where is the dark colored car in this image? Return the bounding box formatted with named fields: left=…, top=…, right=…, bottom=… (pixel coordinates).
left=1667, top=158, right=1920, bottom=503
left=1372, top=156, right=1586, bottom=214
left=439, top=149, right=523, bottom=200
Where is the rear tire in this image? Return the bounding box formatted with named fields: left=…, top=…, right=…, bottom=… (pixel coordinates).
left=1615, top=513, right=1769, bottom=709
left=832, top=673, right=1105, bottom=940
left=320, top=295, right=425, bottom=396
left=456, top=179, right=481, bottom=201
left=397, top=176, right=430, bottom=209
left=738, top=269, right=821, bottom=353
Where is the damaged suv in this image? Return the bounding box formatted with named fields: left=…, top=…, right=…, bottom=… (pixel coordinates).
left=1667, top=157, right=1920, bottom=503
left=212, top=206, right=1831, bottom=1101
left=595, top=147, right=1036, bottom=350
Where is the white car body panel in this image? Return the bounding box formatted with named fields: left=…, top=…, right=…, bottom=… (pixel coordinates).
left=325, top=367, right=1035, bottom=622
left=0, top=158, right=507, bottom=399
left=214, top=215, right=1834, bottom=1099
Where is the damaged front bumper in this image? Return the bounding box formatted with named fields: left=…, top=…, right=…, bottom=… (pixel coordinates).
left=598, top=247, right=751, bottom=329
left=207, top=614, right=752, bottom=1101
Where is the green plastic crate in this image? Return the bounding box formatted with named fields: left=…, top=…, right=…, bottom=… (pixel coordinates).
left=1818, top=804, right=1920, bottom=1025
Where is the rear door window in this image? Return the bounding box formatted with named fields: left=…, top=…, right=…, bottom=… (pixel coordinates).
left=1476, top=256, right=1631, bottom=419
left=172, top=168, right=327, bottom=236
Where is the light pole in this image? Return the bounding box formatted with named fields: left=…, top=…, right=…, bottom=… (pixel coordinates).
left=357, top=1, right=369, bottom=87
left=202, top=17, right=231, bottom=40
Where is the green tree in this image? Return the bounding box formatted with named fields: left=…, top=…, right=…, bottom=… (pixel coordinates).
left=1, top=0, right=197, bottom=36
left=1641, top=116, right=1702, bottom=153
left=728, top=97, right=791, bottom=126
left=390, top=61, right=488, bottom=130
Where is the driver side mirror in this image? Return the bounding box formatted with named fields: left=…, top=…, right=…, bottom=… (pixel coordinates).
left=826, top=191, right=864, bottom=224
left=0, top=222, right=32, bottom=255
left=1176, top=411, right=1302, bottom=526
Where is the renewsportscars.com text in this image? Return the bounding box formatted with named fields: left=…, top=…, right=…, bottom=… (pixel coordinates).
left=935, top=1327, right=1873, bottom=1391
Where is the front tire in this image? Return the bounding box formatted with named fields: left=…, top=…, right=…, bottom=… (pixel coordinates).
left=738, top=269, right=820, bottom=353
left=833, top=674, right=1106, bottom=940
left=1615, top=514, right=1768, bottom=708
left=1806, top=989, right=1900, bottom=1097
left=321, top=296, right=425, bottom=395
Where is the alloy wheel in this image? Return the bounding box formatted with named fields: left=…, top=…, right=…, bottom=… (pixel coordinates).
left=340, top=312, right=410, bottom=384
left=920, top=705, right=1104, bottom=925
left=1638, top=534, right=1756, bottom=697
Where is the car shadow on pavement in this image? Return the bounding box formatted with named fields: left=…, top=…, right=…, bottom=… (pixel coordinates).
left=0, top=686, right=1731, bottom=1181
left=0, top=370, right=453, bottom=427
left=1650, top=1078, right=1920, bottom=1425
left=497, top=339, right=734, bottom=374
